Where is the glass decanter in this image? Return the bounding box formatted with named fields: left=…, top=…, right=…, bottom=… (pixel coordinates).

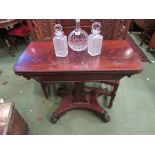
left=88, top=22, right=103, bottom=56
left=53, top=24, right=68, bottom=57
left=68, top=19, right=88, bottom=52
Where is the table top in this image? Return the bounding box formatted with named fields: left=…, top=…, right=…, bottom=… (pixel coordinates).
left=14, top=40, right=143, bottom=77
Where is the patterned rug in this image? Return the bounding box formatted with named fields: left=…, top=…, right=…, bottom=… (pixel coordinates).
left=127, top=35, right=150, bottom=63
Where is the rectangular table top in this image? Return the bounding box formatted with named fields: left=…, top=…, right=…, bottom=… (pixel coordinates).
left=14, top=40, right=143, bottom=75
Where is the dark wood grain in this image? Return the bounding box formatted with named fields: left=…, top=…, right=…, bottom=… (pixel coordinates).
left=14, top=40, right=143, bottom=76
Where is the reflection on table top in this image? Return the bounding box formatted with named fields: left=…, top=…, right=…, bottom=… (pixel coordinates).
left=14, top=40, right=144, bottom=75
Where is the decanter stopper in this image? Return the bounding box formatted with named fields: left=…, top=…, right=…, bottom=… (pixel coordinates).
left=53, top=24, right=68, bottom=57
left=91, top=22, right=101, bottom=34
left=54, top=24, right=63, bottom=36
left=88, top=22, right=103, bottom=56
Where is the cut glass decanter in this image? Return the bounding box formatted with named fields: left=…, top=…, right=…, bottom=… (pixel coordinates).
left=53, top=24, right=68, bottom=57
left=68, top=19, right=88, bottom=52
left=88, top=22, right=103, bottom=56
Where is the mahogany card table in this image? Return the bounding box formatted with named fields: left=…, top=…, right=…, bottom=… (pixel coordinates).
left=14, top=40, right=144, bottom=123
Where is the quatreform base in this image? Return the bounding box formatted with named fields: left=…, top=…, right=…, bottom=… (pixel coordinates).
left=51, top=82, right=110, bottom=123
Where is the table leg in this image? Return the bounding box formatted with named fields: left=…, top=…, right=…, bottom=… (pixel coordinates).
left=0, top=28, right=16, bottom=57
left=51, top=82, right=110, bottom=123
left=4, top=39, right=15, bottom=57
left=40, top=83, right=50, bottom=99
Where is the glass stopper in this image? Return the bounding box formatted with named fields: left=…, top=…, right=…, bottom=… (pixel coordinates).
left=76, top=19, right=80, bottom=22
left=92, top=22, right=101, bottom=34
left=54, top=24, right=63, bottom=36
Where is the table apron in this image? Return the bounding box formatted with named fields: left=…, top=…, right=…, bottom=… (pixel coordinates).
left=20, top=72, right=134, bottom=82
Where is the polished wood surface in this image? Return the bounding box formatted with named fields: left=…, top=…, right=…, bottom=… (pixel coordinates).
left=14, top=40, right=143, bottom=77
left=14, top=39, right=143, bottom=123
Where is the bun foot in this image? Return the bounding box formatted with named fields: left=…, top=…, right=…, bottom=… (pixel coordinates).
left=101, top=111, right=110, bottom=123
left=51, top=113, right=59, bottom=124
left=108, top=105, right=112, bottom=109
